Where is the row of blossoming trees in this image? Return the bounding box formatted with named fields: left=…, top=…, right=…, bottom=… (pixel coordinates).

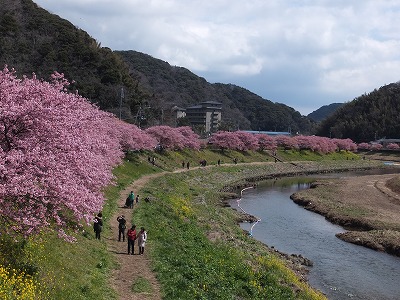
left=0, top=67, right=377, bottom=240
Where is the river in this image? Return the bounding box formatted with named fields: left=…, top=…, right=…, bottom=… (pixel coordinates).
left=230, top=170, right=400, bottom=300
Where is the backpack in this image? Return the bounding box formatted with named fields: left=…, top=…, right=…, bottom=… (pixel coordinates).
left=118, top=218, right=126, bottom=230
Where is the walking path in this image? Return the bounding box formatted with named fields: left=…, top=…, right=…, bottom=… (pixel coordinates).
left=106, top=166, right=194, bottom=299
left=107, top=173, right=164, bottom=300
left=105, top=163, right=226, bottom=299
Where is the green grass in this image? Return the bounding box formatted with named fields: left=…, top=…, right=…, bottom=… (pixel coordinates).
left=278, top=149, right=360, bottom=161
left=0, top=148, right=384, bottom=299
left=26, top=231, right=116, bottom=300
left=131, top=276, right=153, bottom=293
left=133, top=164, right=329, bottom=299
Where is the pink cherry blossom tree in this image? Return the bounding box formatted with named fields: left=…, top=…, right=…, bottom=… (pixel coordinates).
left=257, top=134, right=277, bottom=151
left=112, top=119, right=157, bottom=151
left=275, top=135, right=298, bottom=150
left=312, top=136, right=337, bottom=154
left=145, top=126, right=184, bottom=150
left=386, top=143, right=399, bottom=150
left=370, top=143, right=383, bottom=151
left=294, top=135, right=337, bottom=154
left=233, top=131, right=259, bottom=151
left=208, top=131, right=244, bottom=151
left=176, top=126, right=201, bottom=150
left=0, top=68, right=130, bottom=239
left=146, top=125, right=203, bottom=150
left=357, top=142, right=370, bottom=150
left=293, top=135, right=314, bottom=151
left=332, top=138, right=357, bottom=151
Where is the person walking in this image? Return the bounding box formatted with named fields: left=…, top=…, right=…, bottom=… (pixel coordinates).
left=127, top=225, right=137, bottom=255
left=126, top=191, right=135, bottom=208
left=137, top=227, right=147, bottom=255
left=117, top=215, right=127, bottom=242
left=93, top=212, right=103, bottom=240
left=135, top=194, right=140, bottom=204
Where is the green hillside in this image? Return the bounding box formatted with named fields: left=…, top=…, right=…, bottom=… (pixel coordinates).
left=307, top=103, right=343, bottom=122
left=0, top=0, right=144, bottom=115
left=315, top=83, right=400, bottom=142
left=118, top=50, right=316, bottom=133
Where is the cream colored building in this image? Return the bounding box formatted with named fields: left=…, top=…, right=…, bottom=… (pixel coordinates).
left=185, top=101, right=222, bottom=133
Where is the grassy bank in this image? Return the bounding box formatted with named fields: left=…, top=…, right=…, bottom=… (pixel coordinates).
left=0, top=149, right=384, bottom=299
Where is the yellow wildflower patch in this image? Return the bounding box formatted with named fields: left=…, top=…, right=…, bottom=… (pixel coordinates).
left=170, top=196, right=193, bottom=217
left=0, top=265, right=38, bottom=299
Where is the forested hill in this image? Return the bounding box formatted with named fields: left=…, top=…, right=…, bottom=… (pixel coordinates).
left=307, top=103, right=343, bottom=122
left=3, top=1, right=400, bottom=139
left=315, top=82, right=400, bottom=142
left=118, top=50, right=315, bottom=133
left=0, top=0, right=144, bottom=116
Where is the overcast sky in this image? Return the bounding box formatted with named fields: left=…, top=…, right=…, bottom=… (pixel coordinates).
left=33, top=0, right=400, bottom=115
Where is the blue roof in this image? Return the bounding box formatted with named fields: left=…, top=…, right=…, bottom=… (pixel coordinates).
left=243, top=130, right=291, bottom=136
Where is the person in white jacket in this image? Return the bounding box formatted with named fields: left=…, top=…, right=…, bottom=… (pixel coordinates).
left=137, top=227, right=147, bottom=255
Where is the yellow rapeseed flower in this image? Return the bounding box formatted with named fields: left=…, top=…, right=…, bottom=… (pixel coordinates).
left=0, top=265, right=38, bottom=300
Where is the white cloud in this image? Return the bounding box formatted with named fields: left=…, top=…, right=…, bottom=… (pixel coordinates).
left=33, top=0, right=400, bottom=115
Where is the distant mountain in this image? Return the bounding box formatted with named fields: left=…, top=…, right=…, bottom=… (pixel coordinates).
left=315, top=82, right=400, bottom=142
left=117, top=50, right=315, bottom=133
left=0, top=0, right=314, bottom=134
left=307, top=103, right=344, bottom=122
left=4, top=1, right=399, bottom=141
left=0, top=0, right=143, bottom=117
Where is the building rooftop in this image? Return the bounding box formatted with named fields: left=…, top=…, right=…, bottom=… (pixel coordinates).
left=244, top=130, right=291, bottom=136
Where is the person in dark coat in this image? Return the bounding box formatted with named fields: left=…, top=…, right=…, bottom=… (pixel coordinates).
left=93, top=212, right=103, bottom=240
left=117, top=215, right=127, bottom=242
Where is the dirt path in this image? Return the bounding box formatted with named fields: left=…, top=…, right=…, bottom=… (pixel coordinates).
left=106, top=167, right=197, bottom=300
left=105, top=164, right=238, bottom=299
left=107, top=172, right=166, bottom=300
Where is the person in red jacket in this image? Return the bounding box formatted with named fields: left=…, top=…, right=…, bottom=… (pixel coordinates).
left=127, top=225, right=137, bottom=255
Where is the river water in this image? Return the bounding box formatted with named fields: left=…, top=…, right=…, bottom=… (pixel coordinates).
left=231, top=170, right=400, bottom=300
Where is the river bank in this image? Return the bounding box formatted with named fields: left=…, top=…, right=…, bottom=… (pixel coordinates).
left=133, top=160, right=364, bottom=299
left=290, top=171, right=400, bottom=256
left=108, top=155, right=394, bottom=299
left=111, top=151, right=400, bottom=300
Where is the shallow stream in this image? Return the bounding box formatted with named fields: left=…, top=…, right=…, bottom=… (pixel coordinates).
left=230, top=169, right=400, bottom=300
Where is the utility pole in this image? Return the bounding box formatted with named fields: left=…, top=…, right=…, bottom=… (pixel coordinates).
left=119, top=87, right=124, bottom=120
